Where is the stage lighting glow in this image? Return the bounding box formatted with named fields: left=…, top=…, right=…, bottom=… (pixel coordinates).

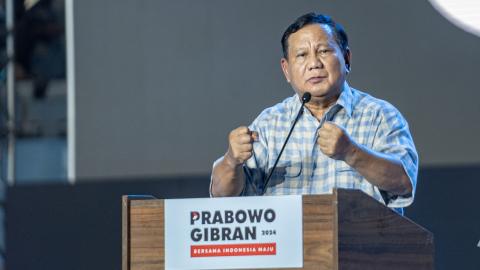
left=429, top=0, right=480, bottom=37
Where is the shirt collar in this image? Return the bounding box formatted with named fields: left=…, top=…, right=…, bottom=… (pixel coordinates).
left=335, top=81, right=354, bottom=118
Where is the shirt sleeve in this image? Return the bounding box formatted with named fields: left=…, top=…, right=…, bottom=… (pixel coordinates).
left=371, top=103, right=419, bottom=208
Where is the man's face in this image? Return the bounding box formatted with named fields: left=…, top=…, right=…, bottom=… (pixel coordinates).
left=281, top=24, right=350, bottom=102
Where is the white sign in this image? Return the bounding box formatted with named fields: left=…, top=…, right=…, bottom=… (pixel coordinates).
left=164, top=195, right=303, bottom=270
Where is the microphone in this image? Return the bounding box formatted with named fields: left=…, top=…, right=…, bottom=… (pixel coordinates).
left=262, top=92, right=311, bottom=195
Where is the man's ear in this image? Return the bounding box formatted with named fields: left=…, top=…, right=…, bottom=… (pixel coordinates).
left=344, top=48, right=351, bottom=72
left=281, top=58, right=291, bottom=83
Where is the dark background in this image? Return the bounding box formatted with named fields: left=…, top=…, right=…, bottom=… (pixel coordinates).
left=7, top=166, right=480, bottom=269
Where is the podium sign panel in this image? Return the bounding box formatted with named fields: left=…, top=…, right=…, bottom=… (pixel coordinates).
left=164, top=195, right=303, bottom=270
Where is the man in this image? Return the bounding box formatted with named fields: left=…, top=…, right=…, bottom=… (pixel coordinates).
left=210, top=12, right=418, bottom=213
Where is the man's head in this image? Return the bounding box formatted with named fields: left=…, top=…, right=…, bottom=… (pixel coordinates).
left=281, top=13, right=349, bottom=60
left=280, top=13, right=351, bottom=103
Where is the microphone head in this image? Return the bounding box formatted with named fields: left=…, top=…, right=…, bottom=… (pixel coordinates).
left=302, top=92, right=311, bottom=103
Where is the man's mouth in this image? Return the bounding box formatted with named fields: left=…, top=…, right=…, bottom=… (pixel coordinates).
left=307, top=76, right=326, bottom=84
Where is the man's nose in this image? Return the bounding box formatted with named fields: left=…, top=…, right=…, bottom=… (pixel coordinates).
left=307, top=54, right=323, bottom=70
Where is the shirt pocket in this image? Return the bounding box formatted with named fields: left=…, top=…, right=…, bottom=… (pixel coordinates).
left=267, top=155, right=303, bottom=187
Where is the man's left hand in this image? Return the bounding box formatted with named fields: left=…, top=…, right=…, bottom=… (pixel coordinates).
left=317, top=121, right=356, bottom=161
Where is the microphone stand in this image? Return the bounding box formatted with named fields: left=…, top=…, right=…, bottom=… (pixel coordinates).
left=261, top=92, right=311, bottom=195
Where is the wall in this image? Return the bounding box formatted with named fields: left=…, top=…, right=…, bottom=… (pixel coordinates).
left=72, top=0, right=480, bottom=180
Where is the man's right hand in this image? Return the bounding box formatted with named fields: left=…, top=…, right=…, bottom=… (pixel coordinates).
left=211, top=126, right=258, bottom=197
left=225, top=126, right=258, bottom=167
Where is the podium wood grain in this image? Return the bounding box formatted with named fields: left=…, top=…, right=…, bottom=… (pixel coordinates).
left=123, top=196, right=164, bottom=270
left=336, top=189, right=434, bottom=270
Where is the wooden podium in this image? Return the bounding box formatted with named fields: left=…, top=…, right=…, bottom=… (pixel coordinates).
left=122, top=189, right=434, bottom=270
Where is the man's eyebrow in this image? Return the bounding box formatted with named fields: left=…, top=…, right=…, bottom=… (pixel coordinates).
left=316, top=42, right=334, bottom=47
left=294, top=42, right=332, bottom=49
left=292, top=47, right=307, bottom=53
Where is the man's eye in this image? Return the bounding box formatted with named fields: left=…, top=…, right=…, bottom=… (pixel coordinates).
left=319, top=49, right=330, bottom=54
left=297, top=53, right=306, bottom=58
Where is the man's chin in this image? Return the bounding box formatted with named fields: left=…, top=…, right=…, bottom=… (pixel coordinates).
left=306, top=89, right=341, bottom=103
left=295, top=87, right=338, bottom=99
left=307, top=89, right=330, bottom=98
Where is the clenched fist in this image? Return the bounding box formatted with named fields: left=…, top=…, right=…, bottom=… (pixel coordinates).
left=318, top=122, right=356, bottom=161
left=225, top=126, right=259, bottom=166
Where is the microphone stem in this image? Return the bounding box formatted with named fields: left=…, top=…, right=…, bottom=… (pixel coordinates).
left=262, top=102, right=306, bottom=195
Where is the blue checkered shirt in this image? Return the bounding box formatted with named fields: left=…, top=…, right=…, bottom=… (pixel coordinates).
left=238, top=83, right=418, bottom=211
